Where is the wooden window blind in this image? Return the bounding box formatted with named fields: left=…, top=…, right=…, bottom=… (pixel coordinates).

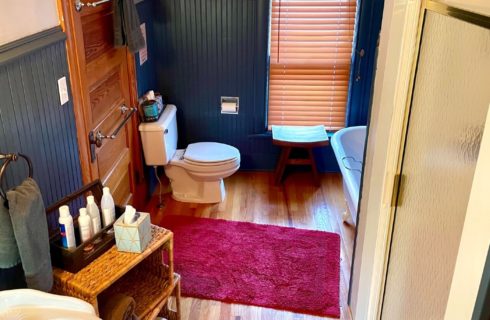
left=268, top=0, right=357, bottom=130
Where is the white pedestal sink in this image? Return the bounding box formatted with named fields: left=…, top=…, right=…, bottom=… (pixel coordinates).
left=0, top=289, right=99, bottom=320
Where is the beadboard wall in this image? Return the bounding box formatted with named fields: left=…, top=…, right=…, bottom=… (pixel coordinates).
left=143, top=0, right=340, bottom=172
left=0, top=27, right=83, bottom=208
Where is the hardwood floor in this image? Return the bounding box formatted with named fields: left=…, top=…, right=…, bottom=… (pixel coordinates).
left=147, top=171, right=355, bottom=320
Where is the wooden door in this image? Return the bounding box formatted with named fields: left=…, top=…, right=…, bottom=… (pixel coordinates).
left=59, top=0, right=143, bottom=205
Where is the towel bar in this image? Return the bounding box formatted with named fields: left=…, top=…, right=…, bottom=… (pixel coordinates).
left=0, top=152, right=34, bottom=201
left=75, top=0, right=111, bottom=12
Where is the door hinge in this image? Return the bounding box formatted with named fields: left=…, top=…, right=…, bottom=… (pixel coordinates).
left=391, top=173, right=406, bottom=207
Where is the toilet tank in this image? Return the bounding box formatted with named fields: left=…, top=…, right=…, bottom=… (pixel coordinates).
left=138, top=104, right=178, bottom=166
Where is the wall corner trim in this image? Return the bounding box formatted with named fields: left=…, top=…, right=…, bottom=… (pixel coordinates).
left=0, top=26, right=66, bottom=67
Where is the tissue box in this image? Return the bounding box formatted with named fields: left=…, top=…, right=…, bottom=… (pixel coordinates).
left=114, top=212, right=152, bottom=253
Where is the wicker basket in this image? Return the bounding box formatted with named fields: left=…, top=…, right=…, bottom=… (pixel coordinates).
left=52, top=226, right=180, bottom=319
left=46, top=180, right=123, bottom=273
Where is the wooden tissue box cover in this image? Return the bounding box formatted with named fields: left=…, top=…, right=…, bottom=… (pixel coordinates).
left=114, top=212, right=152, bottom=253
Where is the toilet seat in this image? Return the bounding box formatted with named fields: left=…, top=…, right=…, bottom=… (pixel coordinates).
left=169, top=145, right=240, bottom=177
left=184, top=157, right=238, bottom=167
left=178, top=157, right=240, bottom=175
left=183, top=142, right=240, bottom=164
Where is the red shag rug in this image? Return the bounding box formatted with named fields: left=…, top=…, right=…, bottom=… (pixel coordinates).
left=162, top=215, right=341, bottom=317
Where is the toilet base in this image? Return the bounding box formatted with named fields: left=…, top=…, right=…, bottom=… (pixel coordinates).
left=171, top=179, right=225, bottom=204
left=164, top=165, right=227, bottom=203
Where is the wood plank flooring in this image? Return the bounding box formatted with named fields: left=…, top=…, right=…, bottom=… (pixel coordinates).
left=147, top=171, right=354, bottom=320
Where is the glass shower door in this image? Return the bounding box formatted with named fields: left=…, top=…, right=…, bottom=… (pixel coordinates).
left=381, top=9, right=490, bottom=320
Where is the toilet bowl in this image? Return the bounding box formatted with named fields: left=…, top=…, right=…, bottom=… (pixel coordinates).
left=139, top=105, right=240, bottom=203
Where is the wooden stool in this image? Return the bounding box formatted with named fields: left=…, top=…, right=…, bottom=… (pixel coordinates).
left=272, top=125, right=329, bottom=186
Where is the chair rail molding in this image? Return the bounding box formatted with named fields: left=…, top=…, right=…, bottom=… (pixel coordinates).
left=0, top=27, right=66, bottom=66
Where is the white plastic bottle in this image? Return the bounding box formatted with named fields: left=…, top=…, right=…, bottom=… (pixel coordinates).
left=86, top=195, right=102, bottom=234
left=58, top=205, right=76, bottom=249
left=101, top=187, right=116, bottom=227
left=78, top=208, right=93, bottom=242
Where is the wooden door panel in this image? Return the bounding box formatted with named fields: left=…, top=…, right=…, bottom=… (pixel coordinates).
left=60, top=0, right=140, bottom=206
left=112, top=169, right=131, bottom=205
left=81, top=9, right=113, bottom=63
left=104, top=149, right=131, bottom=205
left=89, top=69, right=124, bottom=125
left=111, top=168, right=133, bottom=203
left=86, top=50, right=125, bottom=89
left=97, top=128, right=128, bottom=179
left=92, top=99, right=126, bottom=136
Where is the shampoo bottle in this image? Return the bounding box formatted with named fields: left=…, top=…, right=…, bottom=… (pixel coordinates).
left=58, top=205, right=76, bottom=249
left=78, top=208, right=93, bottom=242
left=86, top=195, right=102, bottom=234
left=101, top=187, right=116, bottom=227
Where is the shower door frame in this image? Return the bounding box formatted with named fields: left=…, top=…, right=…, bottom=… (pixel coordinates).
left=350, top=0, right=490, bottom=318
left=380, top=1, right=490, bottom=319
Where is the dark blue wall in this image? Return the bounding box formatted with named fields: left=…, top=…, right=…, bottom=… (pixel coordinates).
left=135, top=0, right=341, bottom=172
left=136, top=0, right=159, bottom=97
left=0, top=30, right=83, bottom=208
left=136, top=0, right=161, bottom=195
left=346, top=0, right=384, bottom=127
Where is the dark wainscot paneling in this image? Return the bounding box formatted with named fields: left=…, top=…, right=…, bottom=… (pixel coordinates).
left=0, top=27, right=83, bottom=215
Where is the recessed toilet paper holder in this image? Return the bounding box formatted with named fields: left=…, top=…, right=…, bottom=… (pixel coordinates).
left=221, top=96, right=239, bottom=114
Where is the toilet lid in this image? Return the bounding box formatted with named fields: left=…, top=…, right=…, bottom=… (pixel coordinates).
left=184, top=142, right=239, bottom=163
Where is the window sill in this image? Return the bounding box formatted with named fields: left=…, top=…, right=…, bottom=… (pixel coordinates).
left=249, top=130, right=335, bottom=139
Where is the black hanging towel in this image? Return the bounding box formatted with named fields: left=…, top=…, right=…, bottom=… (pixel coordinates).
left=113, top=0, right=146, bottom=53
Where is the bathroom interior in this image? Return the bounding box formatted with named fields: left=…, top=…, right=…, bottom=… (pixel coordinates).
left=1, top=0, right=489, bottom=319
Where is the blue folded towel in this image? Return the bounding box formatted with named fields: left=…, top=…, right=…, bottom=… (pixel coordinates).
left=6, top=178, right=52, bottom=292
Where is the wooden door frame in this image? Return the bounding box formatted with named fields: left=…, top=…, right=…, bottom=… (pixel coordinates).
left=57, top=0, right=144, bottom=194
left=58, top=0, right=91, bottom=184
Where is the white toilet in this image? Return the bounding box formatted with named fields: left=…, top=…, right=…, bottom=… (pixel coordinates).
left=139, top=104, right=240, bottom=203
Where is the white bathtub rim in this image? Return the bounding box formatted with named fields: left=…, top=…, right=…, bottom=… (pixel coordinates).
left=331, top=126, right=367, bottom=223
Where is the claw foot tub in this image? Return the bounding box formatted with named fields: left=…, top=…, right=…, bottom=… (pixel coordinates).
left=331, top=126, right=367, bottom=226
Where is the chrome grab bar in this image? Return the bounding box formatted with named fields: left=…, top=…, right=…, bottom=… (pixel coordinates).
left=75, top=0, right=111, bottom=12
left=89, top=106, right=136, bottom=148
left=341, top=156, right=363, bottom=174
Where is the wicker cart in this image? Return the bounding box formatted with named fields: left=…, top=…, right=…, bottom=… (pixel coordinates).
left=52, top=225, right=180, bottom=320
